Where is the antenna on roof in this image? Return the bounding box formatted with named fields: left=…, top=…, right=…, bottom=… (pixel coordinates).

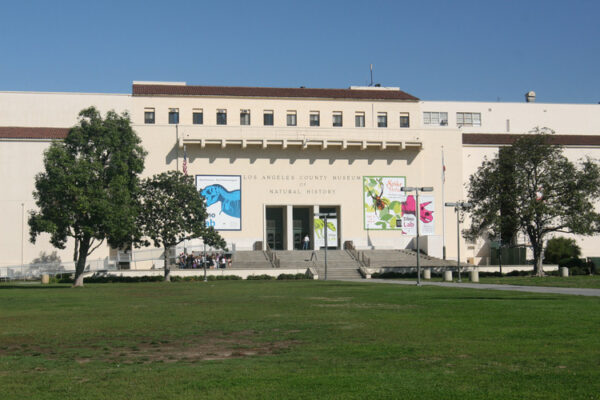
left=370, top=64, right=373, bottom=87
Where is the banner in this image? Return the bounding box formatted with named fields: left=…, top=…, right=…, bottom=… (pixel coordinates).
left=364, top=176, right=406, bottom=230
left=196, top=175, right=241, bottom=230
left=363, top=176, right=434, bottom=235
left=314, top=218, right=338, bottom=248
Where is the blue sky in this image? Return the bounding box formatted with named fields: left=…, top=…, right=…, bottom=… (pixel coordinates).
left=1, top=0, right=598, bottom=103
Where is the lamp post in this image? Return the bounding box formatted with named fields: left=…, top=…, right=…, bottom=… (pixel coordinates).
left=401, top=186, right=433, bottom=286
left=315, top=212, right=336, bottom=280
left=444, top=201, right=471, bottom=282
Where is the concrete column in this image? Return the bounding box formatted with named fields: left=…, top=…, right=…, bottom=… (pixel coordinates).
left=470, top=269, right=479, bottom=283
left=286, top=205, right=294, bottom=250
left=312, top=205, right=319, bottom=250
left=561, top=267, right=569, bottom=277
left=443, top=270, right=453, bottom=282
left=41, top=274, right=50, bottom=284
left=423, top=268, right=431, bottom=280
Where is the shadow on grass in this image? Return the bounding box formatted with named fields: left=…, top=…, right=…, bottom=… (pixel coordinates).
left=432, top=296, right=565, bottom=301
left=0, top=285, right=71, bottom=290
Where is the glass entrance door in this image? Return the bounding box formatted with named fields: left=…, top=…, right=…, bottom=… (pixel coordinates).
left=293, top=207, right=310, bottom=250
left=266, top=207, right=284, bottom=250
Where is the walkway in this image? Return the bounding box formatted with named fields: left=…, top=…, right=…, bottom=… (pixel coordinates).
left=341, top=278, right=600, bottom=297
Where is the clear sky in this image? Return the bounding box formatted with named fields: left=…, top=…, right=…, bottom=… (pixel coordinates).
left=1, top=0, right=598, bottom=103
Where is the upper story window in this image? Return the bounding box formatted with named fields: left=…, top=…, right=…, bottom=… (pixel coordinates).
left=263, top=110, right=274, bottom=126
left=168, top=108, right=179, bottom=124
left=400, top=112, right=410, bottom=128
left=287, top=111, right=297, bottom=126
left=457, top=112, right=481, bottom=127
left=423, top=111, right=448, bottom=126
left=144, top=108, right=155, bottom=124
left=217, top=109, right=227, bottom=125
left=355, top=112, right=365, bottom=127
left=310, top=111, right=320, bottom=127
left=332, top=112, right=343, bottom=127
left=240, top=109, right=251, bottom=126
left=192, top=109, right=203, bottom=125
left=377, top=112, right=387, bottom=128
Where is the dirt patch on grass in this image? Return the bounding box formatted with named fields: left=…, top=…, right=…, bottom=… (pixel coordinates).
left=1, top=330, right=300, bottom=365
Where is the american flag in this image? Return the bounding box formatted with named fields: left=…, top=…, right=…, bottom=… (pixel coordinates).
left=183, top=145, right=188, bottom=176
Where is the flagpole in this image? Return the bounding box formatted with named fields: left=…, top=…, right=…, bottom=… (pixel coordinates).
left=442, top=146, right=446, bottom=259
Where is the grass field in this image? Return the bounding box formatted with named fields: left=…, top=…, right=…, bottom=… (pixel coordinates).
left=1, top=280, right=599, bottom=399
left=387, top=274, right=600, bottom=289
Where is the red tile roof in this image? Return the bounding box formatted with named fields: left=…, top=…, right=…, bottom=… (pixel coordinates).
left=463, top=133, right=600, bottom=146
left=132, top=84, right=419, bottom=101
left=0, top=127, right=69, bottom=139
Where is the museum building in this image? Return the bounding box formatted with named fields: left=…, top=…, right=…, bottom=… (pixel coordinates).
left=1, top=82, right=599, bottom=270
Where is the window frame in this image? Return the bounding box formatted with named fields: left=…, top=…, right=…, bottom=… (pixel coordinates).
left=355, top=112, right=365, bottom=128
left=168, top=108, right=179, bottom=125
left=263, top=110, right=274, bottom=126
left=286, top=111, right=297, bottom=127
left=240, top=109, right=251, bottom=126
left=144, top=108, right=155, bottom=124
left=377, top=112, right=387, bottom=128
left=423, top=111, right=448, bottom=126
left=192, top=109, right=203, bottom=125
left=332, top=111, right=343, bottom=127
left=400, top=112, right=410, bottom=128
left=309, top=111, right=320, bottom=127
left=456, top=112, right=481, bottom=127
left=216, top=109, right=227, bottom=125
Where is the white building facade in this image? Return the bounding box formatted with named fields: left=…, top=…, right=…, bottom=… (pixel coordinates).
left=1, top=83, right=599, bottom=270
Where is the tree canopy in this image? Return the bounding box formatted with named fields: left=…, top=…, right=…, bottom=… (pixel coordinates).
left=29, top=107, right=146, bottom=286
left=466, top=128, right=600, bottom=276
left=137, top=171, right=226, bottom=281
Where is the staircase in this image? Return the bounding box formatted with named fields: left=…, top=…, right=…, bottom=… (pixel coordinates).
left=361, top=249, right=467, bottom=270
left=276, top=250, right=363, bottom=280
left=230, top=251, right=272, bottom=269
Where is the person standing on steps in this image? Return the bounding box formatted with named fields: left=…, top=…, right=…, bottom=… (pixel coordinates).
left=303, top=234, right=310, bottom=250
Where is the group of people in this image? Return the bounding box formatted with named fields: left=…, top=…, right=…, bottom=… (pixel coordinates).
left=178, top=252, right=231, bottom=269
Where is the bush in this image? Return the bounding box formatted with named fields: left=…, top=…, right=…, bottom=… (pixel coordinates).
left=247, top=274, right=275, bottom=280
left=544, top=237, right=581, bottom=264
left=558, top=257, right=595, bottom=275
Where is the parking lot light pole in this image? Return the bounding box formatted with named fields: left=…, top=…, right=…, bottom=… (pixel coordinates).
left=315, top=212, right=337, bottom=280
left=444, top=201, right=471, bottom=282
left=401, top=186, right=433, bottom=286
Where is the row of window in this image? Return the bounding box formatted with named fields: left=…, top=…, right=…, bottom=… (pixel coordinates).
left=145, top=108, right=481, bottom=127
left=423, top=112, right=482, bottom=127
left=144, top=108, right=411, bottom=128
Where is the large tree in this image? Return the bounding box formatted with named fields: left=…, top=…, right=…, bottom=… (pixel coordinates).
left=29, top=107, right=146, bottom=287
left=138, top=171, right=226, bottom=282
left=466, top=128, right=600, bottom=276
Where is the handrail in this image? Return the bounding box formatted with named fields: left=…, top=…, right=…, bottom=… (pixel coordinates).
left=345, top=242, right=370, bottom=268
left=264, top=243, right=280, bottom=268
left=309, top=251, right=318, bottom=271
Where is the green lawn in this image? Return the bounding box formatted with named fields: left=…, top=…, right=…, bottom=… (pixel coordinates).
left=385, top=274, right=600, bottom=289
left=1, top=281, right=599, bottom=399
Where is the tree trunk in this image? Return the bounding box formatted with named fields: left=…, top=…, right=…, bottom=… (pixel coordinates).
left=533, top=243, right=544, bottom=277
left=164, top=246, right=171, bottom=282
left=73, top=235, right=90, bottom=287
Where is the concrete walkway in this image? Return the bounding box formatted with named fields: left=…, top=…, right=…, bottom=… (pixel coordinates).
left=341, top=278, right=600, bottom=297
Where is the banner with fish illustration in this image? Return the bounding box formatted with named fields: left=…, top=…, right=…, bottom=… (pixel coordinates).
left=363, top=176, right=434, bottom=235
left=196, top=175, right=241, bottom=231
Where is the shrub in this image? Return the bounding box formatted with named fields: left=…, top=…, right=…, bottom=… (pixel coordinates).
left=544, top=237, right=581, bottom=264
left=247, top=274, right=275, bottom=280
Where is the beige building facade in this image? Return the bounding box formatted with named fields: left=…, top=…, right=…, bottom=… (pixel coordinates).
left=1, top=83, right=599, bottom=270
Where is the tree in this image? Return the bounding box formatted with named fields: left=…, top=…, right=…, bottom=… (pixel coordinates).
left=29, top=107, right=146, bottom=287
left=466, top=128, right=600, bottom=276
left=543, top=237, right=581, bottom=264
left=138, top=171, right=226, bottom=282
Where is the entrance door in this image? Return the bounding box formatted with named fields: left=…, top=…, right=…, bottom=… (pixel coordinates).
left=266, top=207, right=284, bottom=250
left=293, top=207, right=310, bottom=250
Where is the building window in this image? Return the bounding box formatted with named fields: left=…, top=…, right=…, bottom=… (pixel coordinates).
left=400, top=112, right=410, bottom=128
left=263, top=110, right=274, bottom=126
left=310, top=111, right=320, bottom=127
left=457, top=112, right=481, bottom=126
left=377, top=112, right=387, bottom=128
left=217, top=109, right=227, bottom=125
left=240, top=109, right=251, bottom=126
left=144, top=108, right=155, bottom=124
left=355, top=112, right=365, bottom=127
left=287, top=111, right=297, bottom=126
left=168, top=108, right=179, bottom=124
left=192, top=109, right=203, bottom=125
left=332, top=112, right=343, bottom=127
left=423, top=112, right=448, bottom=126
